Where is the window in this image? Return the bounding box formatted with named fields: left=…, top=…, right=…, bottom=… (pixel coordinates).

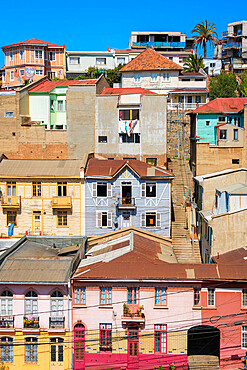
left=57, top=211, right=68, bottom=227
left=19, top=50, right=24, bottom=59
left=210, top=62, right=216, bottom=68
left=218, top=116, right=226, bottom=122
left=7, top=182, right=16, bottom=196
left=51, top=291, right=64, bottom=316
left=195, top=96, right=202, bottom=103
left=48, top=71, right=56, bottom=79
left=20, top=69, right=25, bottom=77
left=242, top=289, right=247, bottom=307
left=193, top=288, right=201, bottom=306
left=227, top=116, right=232, bottom=124
left=97, top=183, right=107, bottom=197
left=74, top=324, right=85, bottom=361
left=155, top=288, right=167, bottom=306
left=219, top=130, right=227, bottom=140
left=1, top=337, right=13, bottom=363
left=0, top=291, right=13, bottom=316
left=181, top=78, right=191, bottom=82
left=2, top=72, right=5, bottom=83
left=134, top=74, right=141, bottom=82
left=242, top=326, right=247, bottom=349
left=151, top=73, right=158, bottom=82
left=154, top=324, right=167, bottom=353
left=96, top=58, right=106, bottom=65
left=9, top=52, right=13, bottom=62
left=69, top=57, right=80, bottom=65
left=98, top=136, right=107, bottom=143
left=119, top=109, right=139, bottom=121
left=35, top=69, right=43, bottom=75
left=142, top=212, right=161, bottom=228
left=178, top=96, right=184, bottom=103
left=7, top=211, right=17, bottom=226
left=195, top=78, right=203, bottom=81
left=10, top=71, right=14, bottom=81
left=169, top=57, right=173, bottom=61
left=117, top=57, right=125, bottom=64
left=206, top=121, right=210, bottom=126
left=50, top=338, right=63, bottom=363
left=35, top=50, right=43, bottom=59
left=128, top=288, right=139, bottom=305
left=4, top=112, right=14, bottom=118
left=96, top=211, right=112, bottom=228
left=57, top=182, right=67, bottom=196
left=25, top=291, right=38, bottom=315
left=232, top=159, right=240, bottom=164
left=100, top=287, right=112, bottom=305
left=146, top=183, right=156, bottom=197
left=234, top=117, right=241, bottom=126
left=32, top=182, right=41, bottom=197
left=163, top=73, right=170, bottom=81
left=50, top=99, right=55, bottom=111
left=207, top=288, right=215, bottom=306
left=57, top=100, right=64, bottom=111
left=74, top=287, right=85, bottom=304
left=100, top=324, right=112, bottom=352
left=25, top=337, right=38, bottom=363
left=233, top=129, right=238, bottom=140
left=179, top=57, right=183, bottom=63
left=48, top=52, right=56, bottom=61
left=146, top=158, right=157, bottom=166
left=119, top=133, right=140, bottom=143
left=187, top=96, right=193, bottom=103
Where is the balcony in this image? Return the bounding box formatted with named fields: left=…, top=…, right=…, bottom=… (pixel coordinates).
left=222, top=42, right=241, bottom=49
left=117, top=197, right=136, bottom=210
left=121, top=304, right=145, bottom=325
left=132, top=41, right=185, bottom=48
left=0, top=316, right=14, bottom=328
left=49, top=316, right=65, bottom=329
left=168, top=102, right=205, bottom=111
left=1, top=196, right=21, bottom=209
left=23, top=316, right=39, bottom=329
left=119, top=120, right=140, bottom=134
left=52, top=196, right=72, bottom=209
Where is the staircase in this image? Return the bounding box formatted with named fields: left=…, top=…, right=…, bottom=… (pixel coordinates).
left=188, top=355, right=220, bottom=369
left=169, top=157, right=201, bottom=263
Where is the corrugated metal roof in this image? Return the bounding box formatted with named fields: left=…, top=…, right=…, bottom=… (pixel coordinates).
left=217, top=183, right=247, bottom=194
left=0, top=159, right=82, bottom=177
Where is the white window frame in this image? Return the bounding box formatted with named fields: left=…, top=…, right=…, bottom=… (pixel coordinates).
left=9, top=52, right=13, bottom=62
left=48, top=71, right=56, bottom=79
left=117, top=57, right=125, bottom=65
left=2, top=72, right=5, bottom=83
left=69, top=57, right=80, bottom=65
left=50, top=291, right=64, bottom=317
left=96, top=58, right=106, bottom=66
left=35, top=50, right=43, bottom=60
left=242, top=326, right=247, bottom=349
left=96, top=211, right=112, bottom=228
left=151, top=73, right=158, bottom=82
left=19, top=49, right=24, bottom=60
left=0, top=291, right=13, bottom=316
left=134, top=74, right=141, bottom=82
left=163, top=73, right=170, bottom=82
left=48, top=52, right=56, bottom=61
left=35, top=69, right=43, bottom=75
left=141, top=211, right=161, bottom=228
left=25, top=292, right=38, bottom=315
left=10, top=71, right=14, bottom=81
left=207, top=288, right=215, bottom=306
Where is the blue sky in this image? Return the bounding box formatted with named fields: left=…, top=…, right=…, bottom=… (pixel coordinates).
left=1, top=0, right=247, bottom=66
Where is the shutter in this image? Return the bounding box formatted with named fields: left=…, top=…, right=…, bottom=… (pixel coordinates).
left=141, top=213, right=145, bottom=227
left=141, top=183, right=146, bottom=197
left=97, top=212, right=102, bottom=228
left=92, top=182, right=97, bottom=197
left=107, top=183, right=112, bottom=198
left=157, top=213, right=161, bottom=228
left=107, top=212, right=112, bottom=228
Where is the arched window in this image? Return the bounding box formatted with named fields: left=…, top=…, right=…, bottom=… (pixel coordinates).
left=25, top=337, right=38, bottom=363
left=50, top=337, right=64, bottom=363
left=50, top=291, right=64, bottom=317
left=0, top=291, right=13, bottom=316
left=0, top=337, right=13, bottom=363
left=25, top=291, right=38, bottom=316
left=74, top=324, right=85, bottom=363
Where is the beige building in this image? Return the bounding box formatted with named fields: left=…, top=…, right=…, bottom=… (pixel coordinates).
left=0, top=158, right=84, bottom=237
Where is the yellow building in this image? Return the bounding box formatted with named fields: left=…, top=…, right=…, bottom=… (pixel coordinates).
left=0, top=158, right=84, bottom=237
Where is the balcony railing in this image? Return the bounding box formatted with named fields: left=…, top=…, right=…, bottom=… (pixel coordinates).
left=49, top=316, right=65, bottom=329
left=122, top=304, right=145, bottom=324
left=222, top=42, right=241, bottom=49
left=1, top=196, right=21, bottom=208
left=23, top=316, right=39, bottom=329
left=222, top=30, right=242, bottom=37
left=117, top=197, right=136, bottom=209
left=168, top=102, right=205, bottom=111
left=132, top=41, right=185, bottom=48
left=0, top=316, right=14, bottom=328
left=52, top=196, right=72, bottom=209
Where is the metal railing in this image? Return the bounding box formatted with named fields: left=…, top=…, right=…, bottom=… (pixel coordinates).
left=132, top=41, right=186, bottom=48
left=117, top=197, right=135, bottom=207
left=0, top=316, right=14, bottom=328
left=168, top=103, right=205, bottom=111
left=23, top=316, right=39, bottom=328
left=49, top=316, right=65, bottom=329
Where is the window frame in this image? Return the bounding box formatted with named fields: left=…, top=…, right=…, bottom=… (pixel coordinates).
left=151, top=73, right=158, bottom=82
left=50, top=337, right=64, bottom=363
left=74, top=287, right=86, bottom=305
left=19, top=49, right=24, bottom=60
left=242, top=289, right=247, bottom=307
left=32, top=182, right=42, bottom=197
left=154, top=324, right=167, bottom=353
left=57, top=211, right=68, bottom=228
left=25, top=337, right=38, bottom=363
left=219, top=129, right=227, bottom=140
left=96, top=211, right=112, bottom=229
left=4, top=111, right=14, bottom=118
left=20, top=69, right=25, bottom=77
left=35, top=50, right=43, bottom=60
left=25, top=291, right=38, bottom=316
left=127, top=287, right=139, bottom=305
left=57, top=182, right=67, bottom=197
left=155, top=288, right=167, bottom=306
left=145, top=183, right=156, bottom=198
left=233, top=129, right=238, bottom=141
left=0, top=337, right=13, bottom=363
left=100, top=287, right=112, bottom=305
left=57, top=100, right=64, bottom=112
left=99, top=323, right=112, bottom=352
left=10, top=71, right=14, bottom=81
left=193, top=288, right=201, bottom=307
left=6, top=211, right=17, bottom=227
left=163, top=73, right=170, bottom=82
left=96, top=182, right=107, bottom=198
left=96, top=57, right=106, bottom=65
left=0, top=290, right=13, bottom=316
left=207, top=288, right=215, bottom=307
left=69, top=57, right=80, bottom=65
left=98, top=136, right=107, bottom=143
left=48, top=52, right=56, bottom=61
left=35, top=69, right=43, bottom=75
left=50, top=291, right=64, bottom=317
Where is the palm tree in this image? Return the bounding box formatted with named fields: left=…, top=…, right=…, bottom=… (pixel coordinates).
left=192, top=20, right=218, bottom=58
left=183, top=54, right=205, bottom=72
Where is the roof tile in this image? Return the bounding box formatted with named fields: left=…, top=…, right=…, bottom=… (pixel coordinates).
left=29, top=79, right=98, bottom=93
left=191, top=98, right=247, bottom=114
left=100, top=87, right=156, bottom=96
left=2, top=38, right=64, bottom=49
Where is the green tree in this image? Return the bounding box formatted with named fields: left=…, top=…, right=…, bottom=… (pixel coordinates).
left=209, top=71, right=237, bottom=100
left=239, top=70, right=247, bottom=97
left=105, top=64, right=124, bottom=87
left=183, top=54, right=204, bottom=72
left=192, top=20, right=218, bottom=58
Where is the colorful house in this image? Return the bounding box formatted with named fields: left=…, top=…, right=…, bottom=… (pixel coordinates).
left=0, top=235, right=85, bottom=369
left=1, top=38, right=66, bottom=88
left=84, top=157, right=174, bottom=237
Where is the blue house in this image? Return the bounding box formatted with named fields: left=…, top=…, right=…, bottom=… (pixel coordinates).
left=84, top=158, right=174, bottom=237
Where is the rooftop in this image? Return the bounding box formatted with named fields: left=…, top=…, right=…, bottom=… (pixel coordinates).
left=1, top=38, right=64, bottom=50
left=120, top=48, right=182, bottom=72
left=100, top=87, right=157, bottom=96
left=191, top=98, right=247, bottom=114
left=194, top=168, right=247, bottom=183
left=217, top=183, right=247, bottom=195
left=85, top=158, right=174, bottom=179
left=28, top=79, right=98, bottom=93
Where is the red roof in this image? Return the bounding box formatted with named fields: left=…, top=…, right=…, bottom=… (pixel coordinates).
left=100, top=87, right=156, bottom=96
left=120, top=48, right=182, bottom=72
left=179, top=72, right=205, bottom=77
left=169, top=88, right=208, bottom=93
left=85, top=158, right=173, bottom=178
left=28, top=79, right=98, bottom=93
left=191, top=98, right=247, bottom=114
left=1, top=38, right=64, bottom=50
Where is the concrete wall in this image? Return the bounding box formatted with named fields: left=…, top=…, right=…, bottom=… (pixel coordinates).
left=29, top=95, right=50, bottom=126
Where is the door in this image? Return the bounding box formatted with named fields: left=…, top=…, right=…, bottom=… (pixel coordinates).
left=122, top=212, right=131, bottom=228
left=127, top=328, right=139, bottom=369
left=122, top=183, right=132, bottom=205
left=74, top=324, right=85, bottom=370
left=50, top=338, right=64, bottom=369
left=32, top=211, right=42, bottom=234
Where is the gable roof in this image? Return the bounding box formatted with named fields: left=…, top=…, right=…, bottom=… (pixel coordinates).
left=28, top=79, right=98, bottom=93
left=1, top=38, right=64, bottom=50
left=120, top=48, right=182, bottom=72
left=85, top=158, right=173, bottom=179
left=100, top=87, right=157, bottom=96
left=191, top=98, right=247, bottom=114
